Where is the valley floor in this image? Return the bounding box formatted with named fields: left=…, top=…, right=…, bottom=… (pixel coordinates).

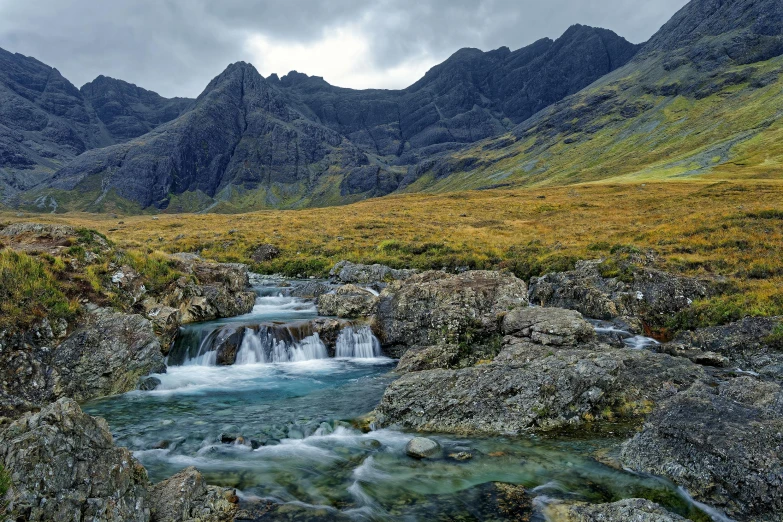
left=4, top=180, right=783, bottom=330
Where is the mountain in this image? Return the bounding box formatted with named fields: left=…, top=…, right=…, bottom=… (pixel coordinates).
left=7, top=25, right=638, bottom=212
left=0, top=50, right=192, bottom=208
left=0, top=47, right=110, bottom=199
left=407, top=0, right=783, bottom=191
left=80, top=76, right=193, bottom=142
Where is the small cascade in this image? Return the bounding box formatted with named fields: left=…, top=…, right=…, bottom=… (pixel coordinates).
left=235, top=328, right=328, bottom=364
left=589, top=319, right=660, bottom=350
left=336, top=326, right=382, bottom=359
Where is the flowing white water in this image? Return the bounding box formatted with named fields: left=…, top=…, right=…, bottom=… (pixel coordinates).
left=336, top=326, right=382, bottom=359
left=590, top=320, right=660, bottom=350
left=236, top=330, right=328, bottom=364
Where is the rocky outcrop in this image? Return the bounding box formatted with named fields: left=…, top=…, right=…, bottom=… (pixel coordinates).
left=529, top=260, right=710, bottom=327
left=0, top=399, right=238, bottom=522
left=396, top=344, right=462, bottom=373
left=249, top=244, right=280, bottom=263
left=377, top=270, right=528, bottom=350
left=621, top=378, right=783, bottom=521
left=0, top=308, right=164, bottom=421
left=0, top=398, right=151, bottom=521
left=496, top=307, right=598, bottom=364
left=664, top=316, right=783, bottom=376
left=52, top=308, right=165, bottom=401
left=502, top=306, right=595, bottom=346
left=545, top=499, right=687, bottom=521
left=376, top=349, right=703, bottom=436
left=329, top=261, right=417, bottom=284
left=148, top=467, right=238, bottom=522
left=289, top=280, right=333, bottom=298
left=317, top=284, right=379, bottom=319
left=155, top=255, right=256, bottom=324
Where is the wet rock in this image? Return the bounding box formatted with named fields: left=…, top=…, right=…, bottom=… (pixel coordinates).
left=317, top=284, right=379, bottom=319
left=249, top=243, right=280, bottom=263
left=213, top=325, right=245, bottom=366
left=621, top=378, right=783, bottom=521
left=449, top=451, right=473, bottom=461
left=0, top=398, right=151, bottom=521
left=52, top=308, right=165, bottom=402
left=529, top=260, right=710, bottom=325
left=376, top=349, right=704, bottom=436
left=330, top=260, right=417, bottom=284
left=149, top=466, right=238, bottom=522
left=377, top=270, right=528, bottom=349
left=545, top=498, right=687, bottom=521
left=666, top=316, right=783, bottom=375
left=405, top=437, right=442, bottom=458
left=139, top=376, right=162, bottom=391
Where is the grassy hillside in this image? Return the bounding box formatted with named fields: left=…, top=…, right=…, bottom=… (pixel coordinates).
left=410, top=54, right=783, bottom=192
left=4, top=180, right=782, bottom=332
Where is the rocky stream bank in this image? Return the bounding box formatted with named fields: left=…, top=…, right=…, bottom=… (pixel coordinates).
left=1, top=231, right=781, bottom=521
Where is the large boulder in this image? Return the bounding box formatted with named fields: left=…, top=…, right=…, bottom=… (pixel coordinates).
left=163, top=276, right=255, bottom=324
left=621, top=378, right=783, bottom=521
left=317, top=284, right=379, bottom=319
left=377, top=270, right=529, bottom=349
left=496, top=307, right=598, bottom=364
left=166, top=254, right=256, bottom=323
left=501, top=307, right=595, bottom=346
left=330, top=261, right=417, bottom=284
left=405, top=437, right=442, bottom=459
left=529, top=260, right=710, bottom=326
left=149, top=467, right=238, bottom=522
left=375, top=349, right=703, bottom=436
left=52, top=308, right=166, bottom=401
left=0, top=398, right=151, bottom=521
left=545, top=499, right=688, bottom=521
left=665, top=316, right=783, bottom=376
left=249, top=243, right=280, bottom=263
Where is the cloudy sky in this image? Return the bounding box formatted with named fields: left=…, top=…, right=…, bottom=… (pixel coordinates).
left=0, top=0, right=689, bottom=98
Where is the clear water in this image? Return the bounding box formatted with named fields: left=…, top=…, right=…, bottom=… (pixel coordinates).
left=83, top=286, right=718, bottom=521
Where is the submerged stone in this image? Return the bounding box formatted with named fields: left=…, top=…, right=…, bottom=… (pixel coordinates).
left=405, top=437, right=442, bottom=459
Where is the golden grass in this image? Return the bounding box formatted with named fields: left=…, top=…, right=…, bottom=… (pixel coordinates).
left=3, top=180, right=782, bottom=328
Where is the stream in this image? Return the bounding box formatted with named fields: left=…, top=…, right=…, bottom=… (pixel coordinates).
left=84, top=281, right=716, bottom=521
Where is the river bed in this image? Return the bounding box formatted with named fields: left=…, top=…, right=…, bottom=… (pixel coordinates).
left=84, top=282, right=715, bottom=521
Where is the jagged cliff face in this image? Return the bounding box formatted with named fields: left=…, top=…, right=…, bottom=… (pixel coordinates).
left=0, top=48, right=109, bottom=198
left=2, top=24, right=638, bottom=211
left=0, top=49, right=192, bottom=206
left=80, top=75, right=193, bottom=142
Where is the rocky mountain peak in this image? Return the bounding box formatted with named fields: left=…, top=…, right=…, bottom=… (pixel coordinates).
left=641, top=0, right=783, bottom=65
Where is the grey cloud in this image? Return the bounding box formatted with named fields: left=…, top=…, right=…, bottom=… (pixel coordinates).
left=0, top=0, right=689, bottom=97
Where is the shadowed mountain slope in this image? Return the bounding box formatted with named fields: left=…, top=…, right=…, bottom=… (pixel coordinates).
left=8, top=25, right=638, bottom=212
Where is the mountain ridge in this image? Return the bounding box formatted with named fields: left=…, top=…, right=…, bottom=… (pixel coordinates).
left=4, top=23, right=639, bottom=212
left=4, top=0, right=782, bottom=214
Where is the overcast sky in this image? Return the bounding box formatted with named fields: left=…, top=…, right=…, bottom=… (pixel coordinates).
left=0, top=0, right=689, bottom=98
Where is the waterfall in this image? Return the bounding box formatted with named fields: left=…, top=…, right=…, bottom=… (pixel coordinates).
left=336, top=326, right=381, bottom=359
left=235, top=328, right=328, bottom=364
left=172, top=323, right=382, bottom=367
